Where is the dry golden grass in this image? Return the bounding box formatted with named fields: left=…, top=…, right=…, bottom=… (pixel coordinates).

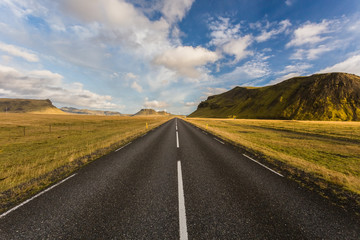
left=186, top=118, right=360, bottom=195
left=0, top=113, right=171, bottom=211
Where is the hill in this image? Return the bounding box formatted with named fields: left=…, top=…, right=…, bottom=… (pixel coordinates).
left=60, top=107, right=122, bottom=116
left=189, top=72, right=360, bottom=120
left=0, top=98, right=65, bottom=114
left=133, top=109, right=171, bottom=116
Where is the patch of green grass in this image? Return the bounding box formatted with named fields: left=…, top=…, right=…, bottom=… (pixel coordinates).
left=0, top=113, right=172, bottom=211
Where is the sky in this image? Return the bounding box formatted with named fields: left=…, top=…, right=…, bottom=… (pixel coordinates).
left=0, top=0, right=360, bottom=115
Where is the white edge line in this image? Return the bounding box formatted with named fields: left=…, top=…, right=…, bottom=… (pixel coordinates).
left=243, top=154, right=284, bottom=177
left=115, top=142, right=132, bottom=152
left=177, top=161, right=188, bottom=240
left=176, top=131, right=179, bottom=148
left=0, top=173, right=77, bottom=219
left=202, top=131, right=208, bottom=135
left=213, top=138, right=225, bottom=144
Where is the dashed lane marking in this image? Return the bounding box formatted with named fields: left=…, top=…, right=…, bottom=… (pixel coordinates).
left=176, top=131, right=180, bottom=148
left=177, top=161, right=188, bottom=240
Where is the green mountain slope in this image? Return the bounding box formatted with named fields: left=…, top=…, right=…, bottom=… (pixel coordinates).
left=0, top=98, right=65, bottom=114
left=189, top=73, right=360, bottom=120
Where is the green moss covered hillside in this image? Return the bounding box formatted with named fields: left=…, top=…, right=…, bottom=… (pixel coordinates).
left=189, top=72, right=360, bottom=120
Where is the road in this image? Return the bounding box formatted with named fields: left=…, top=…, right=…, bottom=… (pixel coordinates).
left=0, top=118, right=359, bottom=239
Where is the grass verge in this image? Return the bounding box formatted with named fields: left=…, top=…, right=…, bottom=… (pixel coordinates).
left=0, top=113, right=172, bottom=213
left=185, top=118, right=360, bottom=214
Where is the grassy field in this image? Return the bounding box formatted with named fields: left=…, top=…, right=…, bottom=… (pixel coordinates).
left=0, top=113, right=172, bottom=212
left=185, top=118, right=360, bottom=200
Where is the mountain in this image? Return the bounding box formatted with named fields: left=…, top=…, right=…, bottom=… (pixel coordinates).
left=157, top=110, right=171, bottom=116
left=0, top=98, right=65, bottom=114
left=189, top=72, right=360, bottom=121
left=133, top=109, right=171, bottom=116
left=60, top=107, right=122, bottom=116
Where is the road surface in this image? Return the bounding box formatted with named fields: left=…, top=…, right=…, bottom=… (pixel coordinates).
left=0, top=118, right=359, bottom=239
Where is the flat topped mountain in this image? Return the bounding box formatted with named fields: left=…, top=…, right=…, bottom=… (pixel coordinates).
left=0, top=98, right=65, bottom=114
left=133, top=109, right=171, bottom=116
left=60, top=107, right=122, bottom=116
left=189, top=72, right=360, bottom=121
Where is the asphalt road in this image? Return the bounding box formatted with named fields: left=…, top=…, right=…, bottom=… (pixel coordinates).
left=0, top=118, right=359, bottom=239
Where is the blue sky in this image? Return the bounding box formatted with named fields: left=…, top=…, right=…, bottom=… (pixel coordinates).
left=0, top=0, right=360, bottom=114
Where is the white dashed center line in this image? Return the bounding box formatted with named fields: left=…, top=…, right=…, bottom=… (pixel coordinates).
left=177, top=161, right=188, bottom=240
left=176, top=131, right=180, bottom=148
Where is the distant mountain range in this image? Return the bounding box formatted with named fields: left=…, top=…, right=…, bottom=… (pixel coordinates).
left=60, top=107, right=123, bottom=116
left=133, top=109, right=171, bottom=116
left=0, top=98, right=65, bottom=114
left=0, top=98, right=171, bottom=116
left=189, top=72, right=360, bottom=121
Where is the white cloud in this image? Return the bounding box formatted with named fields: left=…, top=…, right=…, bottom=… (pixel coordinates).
left=306, top=45, right=333, bottom=60
left=203, top=87, right=228, bottom=97
left=348, top=20, right=360, bottom=32
left=70, top=25, right=99, bottom=40
left=209, top=17, right=241, bottom=46
left=256, top=20, right=291, bottom=42
left=319, top=54, right=360, bottom=75
left=290, top=49, right=305, bottom=60
left=286, top=20, right=331, bottom=47
left=222, top=35, right=253, bottom=62
left=277, top=63, right=312, bottom=75
left=291, top=45, right=333, bottom=60
left=63, top=0, right=143, bottom=26
left=0, top=65, right=20, bottom=74
left=143, top=97, right=169, bottom=109
left=0, top=0, right=47, bottom=18
left=184, top=101, right=198, bottom=107
left=131, top=81, right=143, bottom=93
left=285, top=0, right=296, bottom=6
left=271, top=63, right=313, bottom=85
left=28, top=70, right=63, bottom=81
left=269, top=72, right=301, bottom=85
left=1, top=55, right=12, bottom=63
left=208, top=18, right=253, bottom=64
left=153, top=46, right=219, bottom=78
left=221, top=56, right=271, bottom=84
left=61, top=0, right=170, bottom=57
left=0, top=64, right=118, bottom=109
left=161, top=0, right=195, bottom=24
left=126, top=72, right=137, bottom=79
left=145, top=67, right=176, bottom=91
left=0, top=41, right=39, bottom=62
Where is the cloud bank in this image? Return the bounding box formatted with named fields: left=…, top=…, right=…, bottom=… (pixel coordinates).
left=0, top=64, right=118, bottom=109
